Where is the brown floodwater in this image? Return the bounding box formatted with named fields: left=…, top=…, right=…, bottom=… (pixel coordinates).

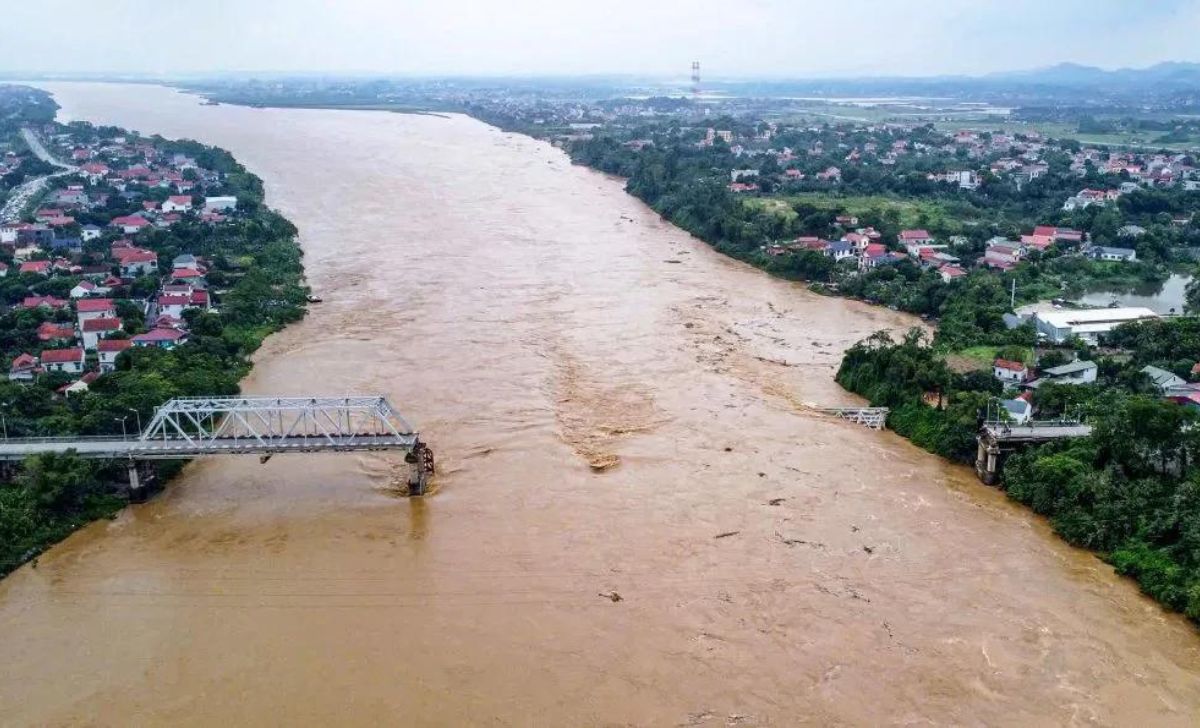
left=1, top=83, right=1198, bottom=726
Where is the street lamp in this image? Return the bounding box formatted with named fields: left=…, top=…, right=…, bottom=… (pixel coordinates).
left=1, top=400, right=10, bottom=440
left=115, top=415, right=129, bottom=440
left=129, top=408, right=142, bottom=436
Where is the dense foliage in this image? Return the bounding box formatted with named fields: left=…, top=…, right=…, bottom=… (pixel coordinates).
left=838, top=320, right=1200, bottom=620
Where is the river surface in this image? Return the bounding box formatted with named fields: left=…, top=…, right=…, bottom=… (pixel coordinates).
left=1, top=83, right=1199, bottom=726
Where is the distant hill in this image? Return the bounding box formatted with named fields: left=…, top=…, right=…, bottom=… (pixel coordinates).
left=987, top=61, right=1200, bottom=88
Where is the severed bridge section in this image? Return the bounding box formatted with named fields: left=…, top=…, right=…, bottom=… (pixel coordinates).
left=975, top=421, right=1092, bottom=485
left=0, top=396, right=434, bottom=494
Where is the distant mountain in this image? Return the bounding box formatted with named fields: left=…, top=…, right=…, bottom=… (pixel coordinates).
left=988, top=61, right=1200, bottom=88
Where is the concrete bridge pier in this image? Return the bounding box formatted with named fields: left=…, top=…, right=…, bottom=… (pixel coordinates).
left=975, top=439, right=1001, bottom=485
left=125, top=461, right=159, bottom=503
left=405, top=441, right=435, bottom=496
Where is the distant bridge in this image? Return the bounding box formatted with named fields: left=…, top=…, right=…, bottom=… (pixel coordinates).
left=0, top=396, right=434, bottom=495
left=814, top=407, right=889, bottom=430
left=975, top=420, right=1093, bottom=484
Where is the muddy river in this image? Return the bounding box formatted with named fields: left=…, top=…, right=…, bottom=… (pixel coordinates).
left=1, top=83, right=1198, bottom=726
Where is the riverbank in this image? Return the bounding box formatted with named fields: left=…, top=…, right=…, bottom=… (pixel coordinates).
left=0, top=90, right=308, bottom=577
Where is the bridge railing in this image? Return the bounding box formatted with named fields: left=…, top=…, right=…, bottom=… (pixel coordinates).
left=0, top=435, right=131, bottom=445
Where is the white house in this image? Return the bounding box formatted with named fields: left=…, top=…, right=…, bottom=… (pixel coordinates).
left=1086, top=246, right=1137, bottom=262
left=40, top=348, right=85, bottom=375
left=97, top=339, right=132, bottom=372
left=161, top=195, right=193, bottom=213
left=1025, top=360, right=1098, bottom=388
left=1001, top=398, right=1032, bottom=425
left=70, top=280, right=110, bottom=298
left=81, top=317, right=122, bottom=350
left=119, top=250, right=158, bottom=277
left=203, top=196, right=238, bottom=213
left=993, top=358, right=1029, bottom=384
left=81, top=224, right=103, bottom=241
left=76, top=298, right=117, bottom=326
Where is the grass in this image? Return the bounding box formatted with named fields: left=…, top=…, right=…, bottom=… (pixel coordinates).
left=940, top=345, right=1036, bottom=374
left=930, top=119, right=1200, bottom=153
left=745, top=193, right=975, bottom=230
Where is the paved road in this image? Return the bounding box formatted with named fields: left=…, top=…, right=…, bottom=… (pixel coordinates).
left=0, top=128, right=77, bottom=223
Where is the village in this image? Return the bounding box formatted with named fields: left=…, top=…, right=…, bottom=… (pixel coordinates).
left=1, top=122, right=241, bottom=398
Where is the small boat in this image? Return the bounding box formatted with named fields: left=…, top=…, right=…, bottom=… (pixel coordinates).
left=306, top=294, right=323, bottom=303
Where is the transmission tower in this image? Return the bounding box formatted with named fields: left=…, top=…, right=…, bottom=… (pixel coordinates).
left=691, top=61, right=701, bottom=97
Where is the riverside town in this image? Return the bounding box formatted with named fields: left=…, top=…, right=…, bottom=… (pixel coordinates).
left=5, top=4, right=1200, bottom=726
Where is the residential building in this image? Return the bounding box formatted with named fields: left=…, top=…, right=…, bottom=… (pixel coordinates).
left=76, top=297, right=116, bottom=325
left=97, top=339, right=133, bottom=372
left=132, top=328, right=186, bottom=349
left=40, top=347, right=85, bottom=374
left=1086, top=246, right=1137, bottom=262
left=1142, top=365, right=1189, bottom=394
left=118, top=249, right=158, bottom=277
left=993, top=358, right=1029, bottom=384
left=81, top=317, right=122, bottom=350
left=1025, top=360, right=1098, bottom=388
left=203, top=196, right=238, bottom=212
left=8, top=353, right=39, bottom=382
left=1001, top=398, right=1032, bottom=425
left=161, top=195, right=193, bottom=213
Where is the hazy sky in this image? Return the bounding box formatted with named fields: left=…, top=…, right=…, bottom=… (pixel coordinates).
left=4, top=0, right=1198, bottom=78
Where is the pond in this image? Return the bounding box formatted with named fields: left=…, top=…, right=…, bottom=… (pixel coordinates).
left=1075, top=273, right=1192, bottom=315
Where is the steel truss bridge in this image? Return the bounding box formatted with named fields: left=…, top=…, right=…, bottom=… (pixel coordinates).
left=0, top=396, right=434, bottom=494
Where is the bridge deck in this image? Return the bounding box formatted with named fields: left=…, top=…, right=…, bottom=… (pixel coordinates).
left=981, top=423, right=1093, bottom=443
left=0, top=434, right=419, bottom=461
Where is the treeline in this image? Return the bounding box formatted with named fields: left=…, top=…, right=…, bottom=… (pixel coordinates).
left=838, top=322, right=1200, bottom=620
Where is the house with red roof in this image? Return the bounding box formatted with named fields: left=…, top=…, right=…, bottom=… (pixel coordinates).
left=161, top=195, right=193, bottom=213
left=76, top=297, right=116, bottom=325
left=37, top=322, right=77, bottom=343
left=170, top=266, right=205, bottom=286
left=898, top=229, right=934, bottom=248
left=58, top=371, right=100, bottom=397
left=19, top=260, right=51, bottom=276
left=117, top=249, right=158, bottom=277
left=81, top=317, right=123, bottom=350
left=40, top=347, right=85, bottom=375
left=22, top=295, right=69, bottom=310
left=156, top=293, right=192, bottom=319
left=97, top=339, right=133, bottom=372
left=939, top=265, right=967, bottom=283
left=110, top=215, right=152, bottom=234
left=993, top=358, right=1030, bottom=384
left=70, top=280, right=110, bottom=298
left=8, top=353, right=39, bottom=382
left=80, top=162, right=110, bottom=181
